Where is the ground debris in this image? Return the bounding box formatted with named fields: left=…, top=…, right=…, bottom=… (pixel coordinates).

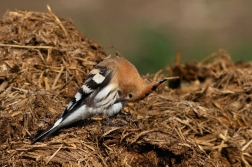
left=1, top=9, right=252, bottom=167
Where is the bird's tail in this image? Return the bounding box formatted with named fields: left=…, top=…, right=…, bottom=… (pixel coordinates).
left=32, top=119, right=63, bottom=144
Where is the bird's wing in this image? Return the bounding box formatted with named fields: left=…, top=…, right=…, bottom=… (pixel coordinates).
left=61, top=65, right=118, bottom=117
left=32, top=60, right=119, bottom=144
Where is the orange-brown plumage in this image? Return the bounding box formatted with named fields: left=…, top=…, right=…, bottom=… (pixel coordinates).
left=32, top=56, right=169, bottom=143
left=102, top=56, right=167, bottom=101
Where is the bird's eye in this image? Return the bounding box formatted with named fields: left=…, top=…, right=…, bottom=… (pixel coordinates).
left=128, top=94, right=133, bottom=98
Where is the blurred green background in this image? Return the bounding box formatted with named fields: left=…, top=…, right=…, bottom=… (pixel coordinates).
left=1, top=0, right=252, bottom=74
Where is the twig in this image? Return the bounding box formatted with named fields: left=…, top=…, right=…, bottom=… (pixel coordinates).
left=130, top=130, right=156, bottom=144
left=44, top=77, right=50, bottom=91
left=218, top=130, right=228, bottom=152
left=73, top=57, right=97, bottom=65
left=51, top=65, right=65, bottom=90
left=46, top=144, right=63, bottom=164
left=175, top=127, right=186, bottom=142
left=34, top=49, right=45, bottom=62
left=96, top=153, right=108, bottom=167
left=12, top=87, right=30, bottom=93
left=241, top=153, right=251, bottom=167
left=200, top=52, right=219, bottom=64
left=47, top=5, right=69, bottom=38
left=38, top=71, right=44, bottom=89
left=81, top=142, right=95, bottom=151
left=0, top=43, right=54, bottom=49
left=12, top=87, right=50, bottom=95
left=100, top=127, right=121, bottom=138
left=6, top=100, right=22, bottom=107
left=242, top=139, right=252, bottom=151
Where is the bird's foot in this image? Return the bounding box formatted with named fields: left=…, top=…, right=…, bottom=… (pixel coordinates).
left=104, top=115, right=128, bottom=127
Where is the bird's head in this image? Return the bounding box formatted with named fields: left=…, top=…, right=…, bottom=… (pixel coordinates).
left=124, top=78, right=168, bottom=102
left=114, top=56, right=179, bottom=102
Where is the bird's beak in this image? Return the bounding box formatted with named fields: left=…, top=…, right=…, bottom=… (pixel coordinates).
left=137, top=76, right=180, bottom=100
left=151, top=76, right=179, bottom=91
left=115, top=96, right=126, bottom=103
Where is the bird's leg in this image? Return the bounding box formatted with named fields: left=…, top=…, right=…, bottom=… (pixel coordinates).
left=117, top=112, right=132, bottom=119
left=105, top=114, right=113, bottom=125
left=102, top=109, right=114, bottom=126
left=103, top=112, right=127, bottom=127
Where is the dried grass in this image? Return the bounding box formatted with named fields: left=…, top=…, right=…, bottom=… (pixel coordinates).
left=0, top=8, right=252, bottom=167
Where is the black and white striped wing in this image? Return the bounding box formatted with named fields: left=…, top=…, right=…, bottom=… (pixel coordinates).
left=61, top=66, right=117, bottom=117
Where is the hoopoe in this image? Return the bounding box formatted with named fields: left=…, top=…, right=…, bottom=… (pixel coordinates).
left=32, top=56, right=171, bottom=143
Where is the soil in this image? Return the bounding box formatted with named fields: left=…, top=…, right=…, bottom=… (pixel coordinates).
left=0, top=9, right=252, bottom=167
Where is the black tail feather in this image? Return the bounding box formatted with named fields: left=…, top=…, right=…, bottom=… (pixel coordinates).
left=32, top=125, right=60, bottom=144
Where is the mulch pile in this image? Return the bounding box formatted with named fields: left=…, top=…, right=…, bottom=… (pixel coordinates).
left=1, top=9, right=252, bottom=167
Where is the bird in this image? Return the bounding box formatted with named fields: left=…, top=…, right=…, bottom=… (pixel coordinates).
left=32, top=56, right=173, bottom=144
